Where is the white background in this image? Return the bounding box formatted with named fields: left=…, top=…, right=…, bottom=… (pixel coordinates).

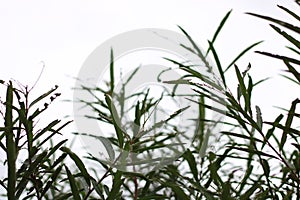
left=0, top=0, right=298, bottom=120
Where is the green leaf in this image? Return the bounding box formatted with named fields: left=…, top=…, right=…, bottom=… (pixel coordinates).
left=40, top=165, right=63, bottom=197
left=33, top=119, right=61, bottom=141
left=264, top=121, right=300, bottom=136
left=255, top=106, right=263, bottom=130
left=208, top=159, right=223, bottom=187
left=221, top=181, right=233, bottom=199
left=253, top=77, right=271, bottom=87
left=60, top=147, right=91, bottom=186
left=270, top=24, right=300, bottom=50
left=263, top=114, right=284, bottom=149
left=277, top=5, right=300, bottom=22
left=225, top=41, right=263, bottom=72
left=208, top=41, right=226, bottom=88
left=91, top=179, right=105, bottom=199
left=292, top=143, right=300, bottom=152
left=230, top=146, right=278, bottom=159
left=107, top=171, right=123, bottom=200
left=188, top=179, right=216, bottom=200
left=37, top=120, right=72, bottom=148
left=163, top=79, right=190, bottom=85
left=247, top=76, right=253, bottom=113
left=139, top=194, right=168, bottom=200
left=238, top=165, right=254, bottom=193
left=65, top=165, right=81, bottom=200
left=261, top=159, right=270, bottom=178
left=255, top=51, right=300, bottom=66
left=55, top=193, right=73, bottom=200
left=234, top=65, right=251, bottom=112
left=16, top=151, right=48, bottom=198
left=183, top=149, right=199, bottom=181
left=222, top=131, right=263, bottom=143
left=281, top=74, right=300, bottom=86
left=280, top=98, right=300, bottom=151
left=164, top=57, right=223, bottom=90
left=240, top=181, right=260, bottom=200
left=177, top=26, right=210, bottom=68
left=96, top=136, right=115, bottom=161
left=234, top=65, right=246, bottom=98
left=105, top=94, right=124, bottom=147
left=52, top=153, right=67, bottom=168
left=29, top=85, right=58, bottom=108
left=283, top=59, right=300, bottom=83
left=109, top=48, right=114, bottom=95
left=206, top=10, right=232, bottom=56
left=196, top=95, right=207, bottom=155
left=161, top=182, right=189, bottom=200
left=247, top=12, right=300, bottom=34
left=47, top=139, right=68, bottom=159
left=286, top=46, right=300, bottom=55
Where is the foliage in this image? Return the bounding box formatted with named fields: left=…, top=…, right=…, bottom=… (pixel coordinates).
left=0, top=82, right=73, bottom=199
left=1, top=1, right=300, bottom=199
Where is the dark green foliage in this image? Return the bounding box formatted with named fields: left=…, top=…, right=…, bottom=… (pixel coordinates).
left=1, top=1, right=300, bottom=199
left=0, top=82, right=72, bottom=199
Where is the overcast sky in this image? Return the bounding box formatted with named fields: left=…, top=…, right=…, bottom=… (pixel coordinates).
left=1, top=1, right=298, bottom=117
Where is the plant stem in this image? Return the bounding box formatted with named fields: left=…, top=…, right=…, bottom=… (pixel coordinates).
left=133, top=176, right=138, bottom=200
left=5, top=82, right=16, bottom=200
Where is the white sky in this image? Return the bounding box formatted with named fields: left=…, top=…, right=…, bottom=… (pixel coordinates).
left=0, top=0, right=298, bottom=118
left=0, top=0, right=299, bottom=193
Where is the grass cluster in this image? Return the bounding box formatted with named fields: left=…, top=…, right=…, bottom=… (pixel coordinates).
left=1, top=1, right=300, bottom=199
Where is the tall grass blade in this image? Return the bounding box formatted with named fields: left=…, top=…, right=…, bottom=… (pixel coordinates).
left=91, top=179, right=105, bottom=199
left=222, top=131, right=263, bottom=143
left=177, top=26, right=210, bottom=67
left=261, top=159, right=270, bottom=178
left=225, top=41, right=263, bottom=72
left=280, top=74, right=300, bottom=85
left=33, top=119, right=61, bottom=141
left=161, top=182, right=189, bottom=200
left=96, top=136, right=115, bottom=161
left=107, top=171, right=123, bottom=200
left=280, top=98, right=300, bottom=151
left=270, top=25, right=300, bottom=49
left=255, top=51, right=300, bottom=66
left=286, top=46, right=300, bottom=55
left=110, top=48, right=114, bottom=95
left=263, top=114, right=284, bottom=149
left=47, top=139, right=68, bottom=159
left=183, top=149, right=199, bottom=181
left=230, top=146, right=278, bottom=159
left=60, top=147, right=91, bottom=187
left=277, top=5, right=300, bottom=22
left=65, top=165, right=81, bottom=200
left=29, top=85, right=58, bottom=108
left=208, top=41, right=226, bottom=88
left=105, top=94, right=124, bottom=147
left=41, top=165, right=63, bottom=197
left=247, top=12, right=300, bottom=34
left=255, top=106, right=263, bottom=131
left=16, top=151, right=48, bottom=198
left=283, top=60, right=300, bottom=83
left=5, top=81, right=16, bottom=200
left=240, top=182, right=260, bottom=200
left=206, top=10, right=232, bottom=56
left=238, top=165, right=253, bottom=193
left=37, top=120, right=72, bottom=148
